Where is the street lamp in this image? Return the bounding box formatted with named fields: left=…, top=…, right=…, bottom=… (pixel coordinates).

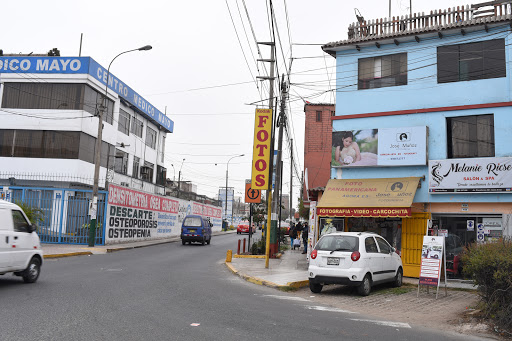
left=225, top=154, right=244, bottom=227
left=177, top=159, right=185, bottom=198
left=89, top=45, right=152, bottom=247
left=170, top=164, right=176, bottom=182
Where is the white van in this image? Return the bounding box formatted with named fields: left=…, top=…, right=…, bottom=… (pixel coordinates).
left=0, top=200, right=43, bottom=283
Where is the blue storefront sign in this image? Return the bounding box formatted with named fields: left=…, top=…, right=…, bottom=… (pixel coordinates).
left=0, top=56, right=173, bottom=133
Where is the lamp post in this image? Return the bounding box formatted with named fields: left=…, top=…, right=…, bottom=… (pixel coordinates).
left=89, top=45, right=152, bottom=247
left=225, top=154, right=244, bottom=227
left=170, top=164, right=176, bottom=181
left=177, top=158, right=185, bottom=198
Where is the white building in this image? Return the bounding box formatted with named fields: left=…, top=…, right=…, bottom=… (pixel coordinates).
left=0, top=56, right=173, bottom=195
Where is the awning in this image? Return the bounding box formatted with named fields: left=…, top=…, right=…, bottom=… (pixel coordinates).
left=317, top=177, right=421, bottom=217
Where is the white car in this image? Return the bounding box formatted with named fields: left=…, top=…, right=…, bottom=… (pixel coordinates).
left=0, top=200, right=43, bottom=283
left=308, top=232, right=402, bottom=296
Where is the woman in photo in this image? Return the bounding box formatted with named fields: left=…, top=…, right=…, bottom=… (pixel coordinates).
left=335, top=131, right=361, bottom=165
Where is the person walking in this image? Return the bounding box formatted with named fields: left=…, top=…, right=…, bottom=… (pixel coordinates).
left=302, top=223, right=309, bottom=254
left=295, top=221, right=302, bottom=240
left=289, top=223, right=296, bottom=249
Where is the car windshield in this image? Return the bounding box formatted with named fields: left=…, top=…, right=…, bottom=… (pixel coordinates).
left=183, top=217, right=202, bottom=227
left=315, top=235, right=359, bottom=252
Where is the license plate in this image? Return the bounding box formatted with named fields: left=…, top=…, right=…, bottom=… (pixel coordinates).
left=327, top=257, right=340, bottom=266
left=189, top=229, right=196, bottom=233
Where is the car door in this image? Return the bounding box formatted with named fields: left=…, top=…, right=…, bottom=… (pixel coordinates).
left=0, top=208, right=14, bottom=271
left=375, top=236, right=396, bottom=281
left=10, top=209, right=34, bottom=269
left=364, top=236, right=383, bottom=281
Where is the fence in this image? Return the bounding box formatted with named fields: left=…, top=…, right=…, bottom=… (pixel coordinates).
left=5, top=186, right=108, bottom=245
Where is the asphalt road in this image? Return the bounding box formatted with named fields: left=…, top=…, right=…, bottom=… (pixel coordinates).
left=0, top=233, right=489, bottom=341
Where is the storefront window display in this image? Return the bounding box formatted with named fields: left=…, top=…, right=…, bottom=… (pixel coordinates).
left=346, top=217, right=402, bottom=252
left=319, top=217, right=344, bottom=236
left=431, top=215, right=503, bottom=278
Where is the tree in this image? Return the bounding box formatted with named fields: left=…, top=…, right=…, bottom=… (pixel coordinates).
left=47, top=48, right=60, bottom=56
left=298, top=197, right=309, bottom=220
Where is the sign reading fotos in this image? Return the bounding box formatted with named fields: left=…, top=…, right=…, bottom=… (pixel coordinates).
left=331, top=126, right=427, bottom=168
left=429, top=157, right=512, bottom=193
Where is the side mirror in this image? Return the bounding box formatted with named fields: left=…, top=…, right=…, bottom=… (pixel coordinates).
left=390, top=247, right=396, bottom=254
left=27, top=224, right=36, bottom=233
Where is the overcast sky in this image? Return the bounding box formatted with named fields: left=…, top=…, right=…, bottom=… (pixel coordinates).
left=2, top=0, right=466, bottom=209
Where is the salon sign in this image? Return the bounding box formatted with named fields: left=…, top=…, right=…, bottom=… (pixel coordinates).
left=429, top=157, right=512, bottom=193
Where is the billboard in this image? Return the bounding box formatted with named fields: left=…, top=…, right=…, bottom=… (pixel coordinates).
left=251, top=109, right=272, bottom=189
left=218, top=188, right=234, bottom=220
left=429, top=157, right=512, bottom=193
left=331, top=126, right=427, bottom=167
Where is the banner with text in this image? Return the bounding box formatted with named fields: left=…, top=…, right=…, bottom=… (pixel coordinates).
left=419, top=236, right=444, bottom=286
left=429, top=157, right=512, bottom=193
left=106, top=184, right=222, bottom=244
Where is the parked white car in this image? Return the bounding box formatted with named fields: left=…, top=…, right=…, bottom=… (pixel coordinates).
left=0, top=200, right=43, bottom=283
left=308, top=232, right=402, bottom=296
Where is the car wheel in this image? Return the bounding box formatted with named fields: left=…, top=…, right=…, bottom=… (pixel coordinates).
left=206, top=237, right=211, bottom=245
left=201, top=238, right=205, bottom=246
left=393, top=267, right=403, bottom=287
left=309, top=280, right=323, bottom=293
left=182, top=240, right=186, bottom=245
left=22, top=257, right=41, bottom=283
left=357, top=274, right=372, bottom=296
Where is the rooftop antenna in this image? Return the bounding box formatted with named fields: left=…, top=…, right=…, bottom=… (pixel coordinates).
left=354, top=8, right=365, bottom=24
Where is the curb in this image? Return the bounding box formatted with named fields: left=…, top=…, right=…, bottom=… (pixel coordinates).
left=224, top=261, right=309, bottom=290
left=44, top=252, right=93, bottom=259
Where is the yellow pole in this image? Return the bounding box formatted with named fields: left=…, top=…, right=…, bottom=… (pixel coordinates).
left=265, top=191, right=272, bottom=268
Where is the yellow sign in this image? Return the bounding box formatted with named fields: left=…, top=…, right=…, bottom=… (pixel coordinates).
left=317, top=177, right=421, bottom=209
left=251, top=109, right=272, bottom=190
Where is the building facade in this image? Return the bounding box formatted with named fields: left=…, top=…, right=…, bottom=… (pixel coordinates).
left=320, top=2, right=512, bottom=277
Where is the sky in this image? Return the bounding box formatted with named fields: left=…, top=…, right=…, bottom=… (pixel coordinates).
left=2, top=0, right=466, bottom=210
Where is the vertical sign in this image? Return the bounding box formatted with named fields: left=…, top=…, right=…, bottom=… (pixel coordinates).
left=477, top=223, right=485, bottom=242
left=245, top=180, right=261, bottom=204
left=251, top=109, right=272, bottom=190
left=308, top=201, right=317, bottom=260
left=418, top=236, right=447, bottom=299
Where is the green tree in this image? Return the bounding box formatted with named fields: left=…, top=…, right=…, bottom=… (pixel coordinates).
left=15, top=201, right=44, bottom=227
left=47, top=48, right=60, bottom=56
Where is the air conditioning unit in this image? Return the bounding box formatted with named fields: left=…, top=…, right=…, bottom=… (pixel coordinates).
left=121, top=182, right=129, bottom=187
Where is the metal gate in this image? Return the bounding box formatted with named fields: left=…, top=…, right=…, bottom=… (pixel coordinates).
left=402, top=212, right=430, bottom=277
left=7, top=186, right=108, bottom=245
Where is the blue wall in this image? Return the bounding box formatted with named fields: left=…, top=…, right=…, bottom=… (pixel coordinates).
left=331, top=25, right=512, bottom=204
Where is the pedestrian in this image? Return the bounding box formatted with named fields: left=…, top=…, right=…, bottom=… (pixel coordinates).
left=296, top=221, right=302, bottom=240
left=302, top=223, right=309, bottom=254
left=289, top=224, right=297, bottom=249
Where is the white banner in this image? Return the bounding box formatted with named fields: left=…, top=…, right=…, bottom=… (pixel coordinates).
left=106, top=184, right=222, bottom=244
left=419, top=236, right=444, bottom=286
left=429, top=157, right=512, bottom=193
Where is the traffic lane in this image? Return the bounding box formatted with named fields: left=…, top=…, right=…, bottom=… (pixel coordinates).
left=0, top=234, right=487, bottom=341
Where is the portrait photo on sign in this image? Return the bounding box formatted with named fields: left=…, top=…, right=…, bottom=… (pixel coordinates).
left=332, top=129, right=378, bottom=167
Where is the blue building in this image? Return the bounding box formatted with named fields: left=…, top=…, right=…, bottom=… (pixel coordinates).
left=319, top=2, right=512, bottom=277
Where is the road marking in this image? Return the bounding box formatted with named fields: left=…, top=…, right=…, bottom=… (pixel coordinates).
left=190, top=323, right=200, bottom=327
left=349, top=318, right=411, bottom=329
left=259, top=294, right=310, bottom=302
left=307, top=306, right=356, bottom=314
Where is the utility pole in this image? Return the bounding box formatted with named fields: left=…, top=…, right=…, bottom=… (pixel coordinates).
left=272, top=73, right=288, bottom=257
left=257, top=41, right=275, bottom=269
left=290, top=139, right=293, bottom=222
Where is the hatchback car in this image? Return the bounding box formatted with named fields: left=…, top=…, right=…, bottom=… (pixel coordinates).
left=0, top=200, right=43, bottom=283
left=308, top=232, right=402, bottom=296
left=236, top=223, right=251, bottom=234
left=180, top=215, right=212, bottom=245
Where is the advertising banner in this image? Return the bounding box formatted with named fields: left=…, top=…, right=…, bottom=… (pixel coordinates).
left=332, top=126, right=427, bottom=168
left=429, top=157, right=512, bottom=193
left=106, top=184, right=222, bottom=244
left=308, top=201, right=317, bottom=259
left=251, top=109, right=272, bottom=189
left=419, top=236, right=444, bottom=286
left=218, top=188, right=234, bottom=220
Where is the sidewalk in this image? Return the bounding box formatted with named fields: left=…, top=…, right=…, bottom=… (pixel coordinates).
left=226, top=246, right=478, bottom=291
left=42, top=230, right=237, bottom=258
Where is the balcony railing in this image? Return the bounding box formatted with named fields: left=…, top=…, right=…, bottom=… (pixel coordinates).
left=347, top=1, right=512, bottom=41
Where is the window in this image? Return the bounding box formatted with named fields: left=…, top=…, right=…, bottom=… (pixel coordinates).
left=0, top=129, right=14, bottom=157
left=438, top=39, right=505, bottom=83
left=118, top=110, right=131, bottom=135
left=131, top=117, right=143, bottom=138
left=365, top=237, right=378, bottom=253
left=12, top=210, right=30, bottom=233
left=314, top=235, right=359, bottom=251
left=183, top=216, right=202, bottom=227
left=132, top=156, right=140, bottom=179
left=146, top=127, right=157, bottom=149
left=315, top=111, right=322, bottom=122
left=1, top=83, right=114, bottom=124
left=358, top=53, right=407, bottom=90
left=156, top=165, right=167, bottom=186
left=447, top=114, right=494, bottom=158
left=114, top=149, right=128, bottom=175
left=331, top=111, right=335, bottom=117
left=376, top=237, right=392, bottom=254
left=141, top=161, right=154, bottom=182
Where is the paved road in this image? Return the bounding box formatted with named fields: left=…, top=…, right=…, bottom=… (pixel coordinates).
left=0, top=234, right=489, bottom=341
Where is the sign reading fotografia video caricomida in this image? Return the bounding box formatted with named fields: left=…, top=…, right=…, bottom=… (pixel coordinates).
left=331, top=126, right=428, bottom=168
